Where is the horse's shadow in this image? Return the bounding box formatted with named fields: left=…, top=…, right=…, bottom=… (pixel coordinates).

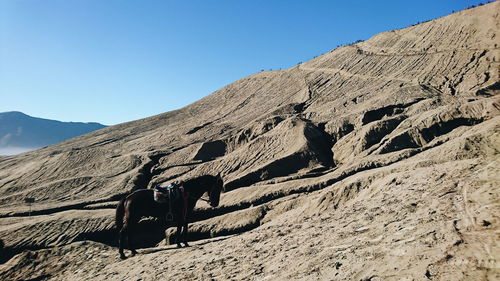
left=139, top=235, right=234, bottom=255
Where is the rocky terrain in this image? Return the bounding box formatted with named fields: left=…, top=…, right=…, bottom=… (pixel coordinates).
left=0, top=3, right=499, bottom=280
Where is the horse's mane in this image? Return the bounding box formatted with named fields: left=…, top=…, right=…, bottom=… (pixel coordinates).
left=182, top=174, right=216, bottom=188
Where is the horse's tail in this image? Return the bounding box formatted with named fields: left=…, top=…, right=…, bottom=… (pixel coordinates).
left=115, top=198, right=126, bottom=230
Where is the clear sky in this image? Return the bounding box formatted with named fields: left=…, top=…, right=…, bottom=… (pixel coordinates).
left=0, top=0, right=488, bottom=125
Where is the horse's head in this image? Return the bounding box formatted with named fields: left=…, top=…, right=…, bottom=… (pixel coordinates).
left=208, top=173, right=224, bottom=207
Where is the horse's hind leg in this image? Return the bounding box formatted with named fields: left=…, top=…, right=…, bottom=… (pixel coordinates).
left=130, top=239, right=137, bottom=256
left=119, top=219, right=138, bottom=259
left=119, top=227, right=127, bottom=259
left=128, top=219, right=138, bottom=256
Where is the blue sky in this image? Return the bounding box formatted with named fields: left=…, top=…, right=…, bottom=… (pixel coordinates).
left=0, top=0, right=487, bottom=125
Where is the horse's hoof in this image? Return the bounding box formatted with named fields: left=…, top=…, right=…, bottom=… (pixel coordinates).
left=131, top=251, right=137, bottom=257
left=177, top=244, right=182, bottom=248
left=120, top=255, right=127, bottom=260
left=183, top=242, right=190, bottom=247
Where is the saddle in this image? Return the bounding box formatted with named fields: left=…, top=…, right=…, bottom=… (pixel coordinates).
left=153, top=183, right=181, bottom=203
left=153, top=182, right=188, bottom=222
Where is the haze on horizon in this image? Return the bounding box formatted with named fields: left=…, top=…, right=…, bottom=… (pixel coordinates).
left=0, top=0, right=486, bottom=125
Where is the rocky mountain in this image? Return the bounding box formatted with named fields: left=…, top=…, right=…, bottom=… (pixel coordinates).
left=0, top=111, right=106, bottom=155
left=0, top=3, right=499, bottom=280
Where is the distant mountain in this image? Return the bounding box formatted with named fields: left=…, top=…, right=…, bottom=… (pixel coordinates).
left=0, top=111, right=106, bottom=155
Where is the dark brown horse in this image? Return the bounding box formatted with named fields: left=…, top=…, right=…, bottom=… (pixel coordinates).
left=115, top=174, right=223, bottom=259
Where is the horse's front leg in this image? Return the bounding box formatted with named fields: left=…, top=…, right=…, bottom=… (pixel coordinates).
left=181, top=222, right=189, bottom=247
left=175, top=223, right=182, bottom=248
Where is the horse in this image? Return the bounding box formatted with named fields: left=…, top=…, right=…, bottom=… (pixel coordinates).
left=115, top=174, right=224, bottom=259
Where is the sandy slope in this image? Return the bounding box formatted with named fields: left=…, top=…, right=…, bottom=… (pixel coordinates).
left=0, top=2, right=499, bottom=280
